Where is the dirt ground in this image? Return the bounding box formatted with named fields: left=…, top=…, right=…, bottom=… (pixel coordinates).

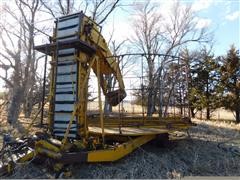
left=1, top=118, right=239, bottom=179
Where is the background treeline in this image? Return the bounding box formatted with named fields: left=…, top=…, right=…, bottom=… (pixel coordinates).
left=134, top=45, right=240, bottom=123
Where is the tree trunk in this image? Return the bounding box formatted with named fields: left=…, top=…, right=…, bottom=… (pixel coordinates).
left=178, top=82, right=183, bottom=116
left=236, top=109, right=240, bottom=123
left=103, top=75, right=114, bottom=115
left=23, top=23, right=35, bottom=118
left=206, top=76, right=210, bottom=120
left=180, top=105, right=183, bottom=115
left=147, top=85, right=155, bottom=116
left=23, top=99, right=33, bottom=118
left=235, top=75, right=239, bottom=123
left=7, top=87, right=23, bottom=124
left=206, top=107, right=210, bottom=120
left=190, top=107, right=195, bottom=118
left=157, top=69, right=163, bottom=117
left=147, top=59, right=155, bottom=117
left=164, top=82, right=175, bottom=117
left=23, top=89, right=34, bottom=118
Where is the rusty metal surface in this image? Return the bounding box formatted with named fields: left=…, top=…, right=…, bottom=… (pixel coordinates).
left=105, top=89, right=127, bottom=106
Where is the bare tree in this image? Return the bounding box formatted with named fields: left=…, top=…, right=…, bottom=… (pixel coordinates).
left=0, top=23, right=23, bottom=124
left=90, top=0, right=120, bottom=24
left=131, top=1, right=163, bottom=116
left=17, top=0, right=43, bottom=118
left=40, top=0, right=121, bottom=24
left=40, top=0, right=76, bottom=17
left=158, top=2, right=211, bottom=117
left=0, top=0, right=42, bottom=123
left=132, top=0, right=212, bottom=117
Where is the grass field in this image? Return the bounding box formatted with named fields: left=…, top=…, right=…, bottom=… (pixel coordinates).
left=88, top=101, right=236, bottom=121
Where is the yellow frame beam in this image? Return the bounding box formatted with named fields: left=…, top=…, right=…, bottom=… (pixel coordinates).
left=87, top=135, right=155, bottom=162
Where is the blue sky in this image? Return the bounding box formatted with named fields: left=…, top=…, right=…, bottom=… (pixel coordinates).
left=103, top=0, right=240, bottom=56
left=193, top=0, right=240, bottom=55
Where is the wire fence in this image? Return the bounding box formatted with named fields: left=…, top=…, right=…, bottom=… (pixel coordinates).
left=86, top=54, right=191, bottom=119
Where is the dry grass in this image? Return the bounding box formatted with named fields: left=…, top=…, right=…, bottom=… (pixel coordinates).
left=0, top=105, right=240, bottom=178
left=88, top=101, right=236, bottom=121
left=0, top=107, right=47, bottom=150
left=69, top=119, right=240, bottom=178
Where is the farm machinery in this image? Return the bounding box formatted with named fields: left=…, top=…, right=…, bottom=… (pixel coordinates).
left=0, top=12, right=194, bottom=177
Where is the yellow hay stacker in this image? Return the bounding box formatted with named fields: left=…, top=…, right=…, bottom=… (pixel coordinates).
left=0, top=12, right=194, bottom=177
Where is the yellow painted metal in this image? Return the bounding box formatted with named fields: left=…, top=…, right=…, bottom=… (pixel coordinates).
left=86, top=115, right=193, bottom=136
left=18, top=151, right=35, bottom=163
left=97, top=56, right=105, bottom=143
left=80, top=16, right=126, bottom=96
left=74, top=55, right=97, bottom=138
left=7, top=163, right=13, bottom=174
left=81, top=57, right=96, bottom=137
left=87, top=135, right=156, bottom=162
left=54, top=163, right=64, bottom=172
left=87, top=115, right=183, bottom=122
left=36, top=148, right=61, bottom=159
left=78, top=62, right=88, bottom=137
left=35, top=140, right=60, bottom=153
left=87, top=121, right=192, bottom=127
